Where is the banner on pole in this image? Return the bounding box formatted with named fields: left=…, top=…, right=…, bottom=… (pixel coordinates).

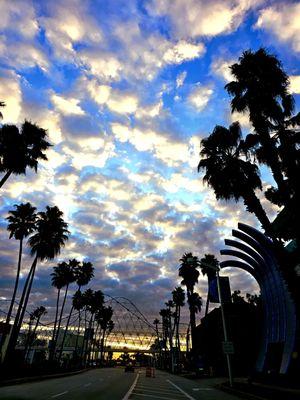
left=208, top=276, right=231, bottom=303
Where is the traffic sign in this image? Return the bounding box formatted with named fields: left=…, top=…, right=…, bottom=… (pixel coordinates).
left=222, top=341, right=234, bottom=354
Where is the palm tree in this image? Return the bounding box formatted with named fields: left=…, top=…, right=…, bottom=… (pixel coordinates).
left=71, top=261, right=94, bottom=359
left=0, top=101, right=5, bottom=119
left=0, top=121, right=51, bottom=188
left=53, top=259, right=77, bottom=355
left=73, top=290, right=85, bottom=356
left=84, top=290, right=104, bottom=365
left=56, top=259, right=86, bottom=362
left=5, top=204, right=37, bottom=327
left=98, top=306, right=113, bottom=364
left=225, top=48, right=293, bottom=202
left=25, top=306, right=47, bottom=361
left=172, top=287, right=185, bottom=353
left=50, top=262, right=67, bottom=360
left=178, top=252, right=200, bottom=352
left=5, top=206, right=69, bottom=363
left=198, top=122, right=272, bottom=235
left=199, top=254, right=219, bottom=316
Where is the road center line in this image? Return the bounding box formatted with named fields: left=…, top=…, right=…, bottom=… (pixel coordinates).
left=166, top=380, right=196, bottom=400
left=122, top=371, right=140, bottom=400
left=51, top=391, right=69, bottom=398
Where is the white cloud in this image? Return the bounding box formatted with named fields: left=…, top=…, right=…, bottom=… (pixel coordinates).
left=148, top=0, right=262, bottom=39
left=51, top=94, right=85, bottom=116
left=255, top=4, right=300, bottom=52
left=80, top=51, right=122, bottom=82
left=176, top=71, right=187, bottom=88
left=111, top=123, right=192, bottom=167
left=87, top=79, right=138, bottom=115
left=163, top=41, right=205, bottom=64
left=40, top=0, right=102, bottom=59
left=0, top=71, right=22, bottom=124
left=188, top=85, right=213, bottom=111
left=211, top=58, right=234, bottom=82
left=289, top=75, right=300, bottom=94
left=0, top=0, right=39, bottom=39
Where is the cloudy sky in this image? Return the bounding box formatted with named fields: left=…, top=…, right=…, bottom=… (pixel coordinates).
left=0, top=0, right=300, bottom=323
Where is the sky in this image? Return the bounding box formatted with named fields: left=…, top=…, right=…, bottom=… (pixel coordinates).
left=0, top=0, right=300, bottom=323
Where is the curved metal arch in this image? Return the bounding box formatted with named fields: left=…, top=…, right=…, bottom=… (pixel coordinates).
left=221, top=223, right=296, bottom=374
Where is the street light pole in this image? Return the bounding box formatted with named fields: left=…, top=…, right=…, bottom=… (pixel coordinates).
left=216, top=268, right=233, bottom=387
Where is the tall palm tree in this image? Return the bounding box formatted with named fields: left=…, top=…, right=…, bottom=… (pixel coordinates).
left=25, top=306, right=47, bottom=361
left=73, top=290, right=85, bottom=356
left=53, top=260, right=77, bottom=355
left=225, top=48, right=293, bottom=202
left=172, top=287, right=185, bottom=353
left=98, top=305, right=113, bottom=364
left=5, top=203, right=37, bottom=326
left=5, top=206, right=69, bottom=363
left=198, top=122, right=272, bottom=235
left=178, top=252, right=200, bottom=352
left=71, top=261, right=94, bottom=359
left=50, top=262, right=67, bottom=360
left=84, top=290, right=104, bottom=365
left=56, top=259, right=85, bottom=362
left=199, top=254, right=219, bottom=316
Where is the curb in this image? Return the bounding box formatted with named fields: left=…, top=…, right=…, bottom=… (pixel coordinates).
left=0, top=368, right=91, bottom=387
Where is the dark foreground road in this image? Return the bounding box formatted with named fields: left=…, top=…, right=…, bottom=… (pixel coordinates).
left=0, top=367, right=243, bottom=400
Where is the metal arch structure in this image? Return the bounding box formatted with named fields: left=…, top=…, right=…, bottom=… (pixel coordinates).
left=220, top=222, right=297, bottom=374
left=0, top=296, right=159, bottom=353
left=103, top=294, right=157, bottom=352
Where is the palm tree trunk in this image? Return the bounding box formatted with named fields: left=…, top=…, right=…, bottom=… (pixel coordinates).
left=25, top=316, right=41, bottom=362
left=205, top=283, right=210, bottom=316
left=243, top=190, right=272, bottom=234
left=177, top=306, right=181, bottom=354
left=188, top=289, right=196, bottom=353
left=4, top=256, right=38, bottom=363
left=74, top=310, right=81, bottom=356
left=57, top=305, right=73, bottom=363
left=54, top=284, right=69, bottom=359
left=6, top=238, right=23, bottom=325
left=0, top=170, right=12, bottom=188
left=49, top=288, right=60, bottom=361
left=100, top=328, right=106, bottom=364
left=16, top=257, right=38, bottom=337
left=0, top=238, right=23, bottom=354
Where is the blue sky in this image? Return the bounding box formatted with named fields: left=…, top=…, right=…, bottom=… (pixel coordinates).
left=0, top=0, right=300, bottom=322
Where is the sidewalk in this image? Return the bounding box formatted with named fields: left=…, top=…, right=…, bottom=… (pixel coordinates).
left=178, top=372, right=300, bottom=400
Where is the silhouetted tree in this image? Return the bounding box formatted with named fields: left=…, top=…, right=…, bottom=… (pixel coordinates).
left=5, top=203, right=37, bottom=326
left=199, top=254, right=219, bottom=316
left=5, top=206, right=69, bottom=363
left=0, top=121, right=51, bottom=188
left=172, top=287, right=185, bottom=353
left=25, top=306, right=47, bottom=361
left=198, top=122, right=272, bottom=235
left=178, top=252, right=200, bottom=352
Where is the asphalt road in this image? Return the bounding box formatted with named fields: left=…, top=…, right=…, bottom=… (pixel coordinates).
left=0, top=368, right=243, bottom=400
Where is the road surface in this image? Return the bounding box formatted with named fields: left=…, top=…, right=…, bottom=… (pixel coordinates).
left=0, top=368, right=243, bottom=400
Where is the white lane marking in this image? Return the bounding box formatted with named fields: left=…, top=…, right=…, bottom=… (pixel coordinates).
left=84, top=382, right=92, bottom=387
left=122, top=371, right=140, bottom=400
left=192, top=388, right=213, bottom=391
left=131, top=394, right=181, bottom=399
left=167, top=380, right=196, bottom=400
left=51, top=391, right=69, bottom=398
left=134, top=387, right=186, bottom=396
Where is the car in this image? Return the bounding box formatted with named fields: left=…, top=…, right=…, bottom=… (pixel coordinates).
left=125, top=363, right=134, bottom=372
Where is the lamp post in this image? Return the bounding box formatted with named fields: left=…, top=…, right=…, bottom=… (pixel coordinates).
left=202, top=261, right=233, bottom=387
